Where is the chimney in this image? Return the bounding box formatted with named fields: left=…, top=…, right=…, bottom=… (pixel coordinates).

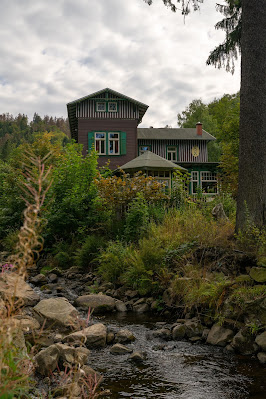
left=196, top=122, right=202, bottom=136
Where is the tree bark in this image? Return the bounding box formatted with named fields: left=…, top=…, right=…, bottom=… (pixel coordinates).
left=236, top=0, right=266, bottom=231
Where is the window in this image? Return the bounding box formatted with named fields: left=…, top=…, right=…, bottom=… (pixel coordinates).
left=95, top=133, right=106, bottom=155
left=108, top=102, right=118, bottom=112
left=96, top=102, right=106, bottom=112
left=167, top=146, right=177, bottom=162
left=201, top=171, right=218, bottom=194
left=139, top=145, right=151, bottom=155
left=108, top=133, right=120, bottom=155
left=191, top=171, right=199, bottom=195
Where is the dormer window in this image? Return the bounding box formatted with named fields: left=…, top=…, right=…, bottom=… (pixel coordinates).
left=96, top=102, right=106, bottom=112
left=108, top=102, right=118, bottom=112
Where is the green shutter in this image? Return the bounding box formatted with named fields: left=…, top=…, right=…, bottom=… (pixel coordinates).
left=88, top=132, right=94, bottom=152
left=120, top=131, right=127, bottom=155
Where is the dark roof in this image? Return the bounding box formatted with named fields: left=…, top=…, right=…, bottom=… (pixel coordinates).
left=137, top=128, right=216, bottom=141
left=67, top=88, right=149, bottom=140
left=119, top=151, right=187, bottom=172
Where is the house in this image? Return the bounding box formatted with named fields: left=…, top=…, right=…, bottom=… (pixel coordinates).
left=67, top=88, right=219, bottom=195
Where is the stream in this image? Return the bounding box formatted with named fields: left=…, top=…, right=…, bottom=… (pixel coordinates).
left=88, top=313, right=265, bottom=399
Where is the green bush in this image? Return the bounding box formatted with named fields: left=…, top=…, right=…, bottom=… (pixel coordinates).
left=97, top=241, right=130, bottom=284
left=121, top=251, right=154, bottom=295
left=124, top=193, right=149, bottom=242
left=75, top=235, right=106, bottom=269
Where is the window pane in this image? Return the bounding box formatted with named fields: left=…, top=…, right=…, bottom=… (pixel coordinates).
left=95, top=141, right=99, bottom=152
left=101, top=141, right=105, bottom=154
left=108, top=102, right=117, bottom=111
left=96, top=133, right=105, bottom=139
left=97, top=102, right=105, bottom=111
left=109, top=141, right=114, bottom=153
left=115, top=140, right=119, bottom=153
left=109, top=133, right=119, bottom=139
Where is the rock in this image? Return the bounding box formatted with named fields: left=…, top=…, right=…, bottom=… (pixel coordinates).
left=64, top=323, right=107, bottom=348
left=202, top=328, right=211, bottom=340
left=255, top=331, right=266, bottom=351
left=110, top=343, right=133, bottom=355
left=31, top=274, right=47, bottom=285
left=48, top=273, right=58, bottom=283
left=212, top=203, right=228, bottom=220
left=249, top=267, right=266, bottom=283
left=257, top=352, right=266, bottom=364
left=54, top=333, right=64, bottom=343
left=106, top=332, right=115, bottom=344
left=162, top=288, right=174, bottom=307
left=231, top=330, right=257, bottom=355
left=133, top=303, right=149, bottom=313
left=115, top=329, right=136, bottom=344
left=129, top=351, right=147, bottom=363
left=206, top=324, right=234, bottom=347
left=125, top=290, right=138, bottom=299
left=184, top=320, right=203, bottom=338
left=13, top=315, right=40, bottom=332
left=244, top=297, right=266, bottom=326
left=150, top=301, right=158, bottom=311
left=172, top=324, right=186, bottom=340
left=115, top=300, right=127, bottom=312
left=189, top=336, right=202, bottom=342
left=0, top=273, right=40, bottom=306
left=33, top=297, right=79, bottom=329
left=74, top=294, right=115, bottom=313
left=34, top=345, right=60, bottom=376
left=133, top=298, right=146, bottom=306
left=56, top=344, right=90, bottom=366
left=79, top=365, right=103, bottom=385
left=224, top=344, right=235, bottom=353
left=152, top=328, right=171, bottom=340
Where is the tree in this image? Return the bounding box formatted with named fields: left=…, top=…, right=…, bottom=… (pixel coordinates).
left=144, top=0, right=266, bottom=230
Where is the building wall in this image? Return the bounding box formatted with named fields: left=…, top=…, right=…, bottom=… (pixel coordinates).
left=138, top=139, right=208, bottom=162
left=78, top=118, right=138, bottom=169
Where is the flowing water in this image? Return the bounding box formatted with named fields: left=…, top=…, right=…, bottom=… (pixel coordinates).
left=89, top=313, right=265, bottom=399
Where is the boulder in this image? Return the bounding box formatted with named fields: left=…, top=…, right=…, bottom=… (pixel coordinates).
left=206, top=324, right=234, bottom=347
left=55, top=344, right=90, bottom=366
left=0, top=273, right=40, bottom=306
left=33, top=297, right=79, bottom=329
left=133, top=303, right=149, bottom=313
left=115, top=300, right=127, bottom=312
left=48, top=273, right=58, bottom=283
left=255, top=331, right=266, bottom=351
left=249, top=267, right=266, bottom=283
left=212, top=203, right=228, bottom=220
left=231, top=330, right=257, bottom=355
left=110, top=343, right=133, bottom=355
left=31, top=273, right=47, bottom=285
left=125, top=290, right=138, bottom=299
left=172, top=324, right=186, bottom=340
left=129, top=351, right=147, bottom=363
left=34, top=345, right=60, bottom=376
left=115, top=329, right=136, bottom=344
left=257, top=352, right=266, bottom=364
left=79, top=365, right=103, bottom=385
left=13, top=315, right=40, bottom=332
left=74, top=294, right=115, bottom=313
left=106, top=332, right=115, bottom=344
left=63, top=323, right=107, bottom=348
left=152, top=328, right=171, bottom=340
left=184, top=320, right=204, bottom=338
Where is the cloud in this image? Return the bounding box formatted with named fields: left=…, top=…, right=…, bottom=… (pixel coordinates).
left=0, top=0, right=240, bottom=128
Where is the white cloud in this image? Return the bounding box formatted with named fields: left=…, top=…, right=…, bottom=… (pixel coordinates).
left=0, top=0, right=240, bottom=127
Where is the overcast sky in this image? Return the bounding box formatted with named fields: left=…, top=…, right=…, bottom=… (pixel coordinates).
left=0, top=0, right=240, bottom=127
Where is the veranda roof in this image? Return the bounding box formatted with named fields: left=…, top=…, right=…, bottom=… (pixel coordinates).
left=119, top=151, right=187, bottom=172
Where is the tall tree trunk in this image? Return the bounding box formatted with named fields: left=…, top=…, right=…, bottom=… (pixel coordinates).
left=236, top=0, right=266, bottom=231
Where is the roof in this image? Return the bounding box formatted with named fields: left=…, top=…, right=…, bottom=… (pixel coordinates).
left=137, top=128, right=216, bottom=141
left=119, top=151, right=187, bottom=172
left=67, top=88, right=149, bottom=140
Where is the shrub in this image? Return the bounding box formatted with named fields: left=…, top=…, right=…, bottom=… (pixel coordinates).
left=121, top=251, right=154, bottom=295
left=75, top=235, right=106, bottom=269
left=124, top=193, right=149, bottom=242
left=97, top=241, right=130, bottom=284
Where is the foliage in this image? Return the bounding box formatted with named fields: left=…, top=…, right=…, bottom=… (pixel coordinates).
left=124, top=193, right=149, bottom=242
left=97, top=241, right=130, bottom=284
left=75, top=235, right=106, bottom=269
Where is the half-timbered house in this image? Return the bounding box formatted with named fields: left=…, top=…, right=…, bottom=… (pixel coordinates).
left=67, top=88, right=219, bottom=195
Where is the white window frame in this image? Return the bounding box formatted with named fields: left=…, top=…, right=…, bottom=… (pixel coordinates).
left=95, top=132, right=106, bottom=155
left=108, top=102, right=118, bottom=112
left=200, top=171, right=218, bottom=195
left=191, top=171, right=199, bottom=195
left=108, top=132, right=120, bottom=155
left=96, top=102, right=106, bottom=112
left=167, top=146, right=177, bottom=162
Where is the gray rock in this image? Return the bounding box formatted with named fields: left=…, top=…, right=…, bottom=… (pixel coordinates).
left=34, top=345, right=60, bottom=376
left=184, top=320, right=204, bottom=338
left=0, top=273, right=40, bottom=306
left=152, top=328, right=171, bottom=340
left=33, top=297, right=79, bottom=329
left=115, top=329, right=136, bottom=344
left=224, top=344, right=235, bottom=353
left=115, top=300, right=127, bottom=312
left=257, top=352, right=266, bottom=364
left=74, top=294, right=115, bottom=313
left=129, top=351, right=147, bottom=363
left=172, top=324, right=186, bottom=340
left=202, top=328, right=211, bottom=340
left=48, top=273, right=58, bottom=283
left=212, top=203, right=228, bottom=220
left=56, top=343, right=90, bottom=366
left=106, top=332, right=115, bottom=344
left=125, top=290, right=138, bottom=299
left=133, top=303, right=149, bottom=313
left=63, top=323, right=107, bottom=348
left=231, top=330, right=257, bottom=355
left=255, top=331, right=266, bottom=351
left=110, top=343, right=133, bottom=355
left=133, top=298, right=146, bottom=306
left=249, top=267, right=266, bottom=283
left=206, top=324, right=234, bottom=347
left=31, top=274, right=47, bottom=285
left=13, top=315, right=40, bottom=332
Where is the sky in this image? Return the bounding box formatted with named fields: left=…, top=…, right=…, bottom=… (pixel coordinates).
left=0, top=0, right=240, bottom=128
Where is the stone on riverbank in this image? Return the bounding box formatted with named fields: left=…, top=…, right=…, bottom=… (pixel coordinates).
left=33, top=297, right=78, bottom=329
left=129, top=351, right=147, bottom=363
left=115, top=329, right=136, bottom=344
left=206, top=324, right=234, bottom=347
left=257, top=352, right=266, bottom=364
left=56, top=343, right=90, bottom=366
left=255, top=331, right=266, bottom=351
left=110, top=343, right=133, bottom=355
left=231, top=330, right=257, bottom=355
left=152, top=328, right=171, bottom=340
left=184, top=320, right=204, bottom=338
left=0, top=273, right=40, bottom=306
left=172, top=324, right=186, bottom=340
left=115, top=300, right=127, bottom=312
left=74, top=294, right=115, bottom=313
left=34, top=345, right=60, bottom=376
left=63, top=323, right=107, bottom=348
